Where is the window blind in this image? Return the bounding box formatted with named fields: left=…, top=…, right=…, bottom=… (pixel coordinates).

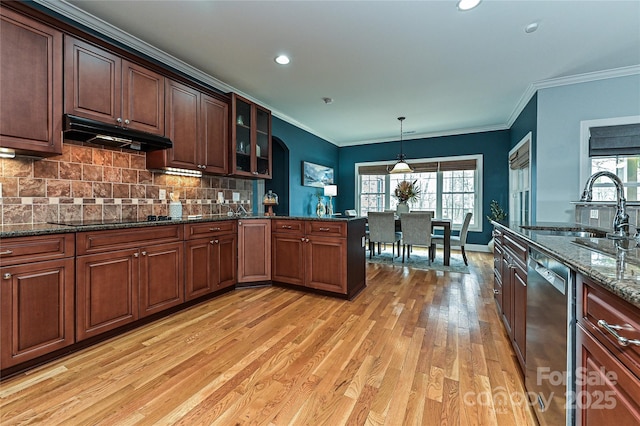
left=358, top=158, right=476, bottom=175
left=509, top=143, right=529, bottom=170
left=589, top=123, right=640, bottom=157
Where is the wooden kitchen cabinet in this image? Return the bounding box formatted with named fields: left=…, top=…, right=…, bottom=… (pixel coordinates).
left=147, top=79, right=228, bottom=174
left=237, top=219, right=271, bottom=283
left=272, top=219, right=366, bottom=298
left=185, top=221, right=237, bottom=300
left=492, top=228, right=504, bottom=313
left=138, top=241, right=184, bottom=317
left=64, top=36, right=165, bottom=135
left=576, top=274, right=640, bottom=425
left=76, top=226, right=184, bottom=340
left=0, top=234, right=75, bottom=369
left=0, top=6, right=63, bottom=156
left=494, top=227, right=527, bottom=371
left=230, top=93, right=271, bottom=179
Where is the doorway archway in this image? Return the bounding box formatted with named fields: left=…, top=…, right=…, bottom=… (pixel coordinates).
left=266, top=136, right=290, bottom=216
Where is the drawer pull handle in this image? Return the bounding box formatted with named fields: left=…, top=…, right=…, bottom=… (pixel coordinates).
left=282, top=225, right=292, bottom=229
left=319, top=227, right=330, bottom=231
left=0, top=250, right=13, bottom=256
left=3, top=273, right=11, bottom=280
left=209, top=227, right=221, bottom=231
left=597, top=319, right=640, bottom=347
left=493, top=289, right=500, bottom=294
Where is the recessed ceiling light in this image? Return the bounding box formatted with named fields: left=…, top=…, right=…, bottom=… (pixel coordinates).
left=457, top=0, right=481, bottom=11
left=525, top=22, right=539, bottom=34
left=274, top=55, right=290, bottom=65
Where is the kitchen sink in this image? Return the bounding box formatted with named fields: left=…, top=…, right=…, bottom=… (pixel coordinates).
left=519, top=225, right=608, bottom=239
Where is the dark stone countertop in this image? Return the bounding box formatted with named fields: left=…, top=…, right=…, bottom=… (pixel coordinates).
left=492, top=220, right=640, bottom=309
left=0, top=215, right=365, bottom=238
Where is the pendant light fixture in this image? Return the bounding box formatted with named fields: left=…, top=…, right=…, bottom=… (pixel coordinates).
left=388, top=116, right=414, bottom=174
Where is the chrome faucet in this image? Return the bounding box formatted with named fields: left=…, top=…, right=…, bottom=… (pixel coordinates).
left=580, top=171, right=630, bottom=239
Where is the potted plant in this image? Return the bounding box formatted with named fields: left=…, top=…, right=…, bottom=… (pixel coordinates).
left=394, top=180, right=421, bottom=214
left=487, top=200, right=507, bottom=252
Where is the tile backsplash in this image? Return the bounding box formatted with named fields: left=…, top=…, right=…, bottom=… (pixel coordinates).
left=575, top=203, right=640, bottom=231
left=0, top=141, right=252, bottom=225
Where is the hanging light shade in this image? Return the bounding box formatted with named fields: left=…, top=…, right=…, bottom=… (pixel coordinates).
left=388, top=116, right=414, bottom=174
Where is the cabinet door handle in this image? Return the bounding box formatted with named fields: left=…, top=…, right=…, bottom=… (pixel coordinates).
left=597, top=319, right=640, bottom=347
left=238, top=221, right=242, bottom=226
left=209, top=227, right=221, bottom=231
left=141, top=251, right=147, bottom=256
left=253, top=172, right=259, bottom=175
left=134, top=252, right=139, bottom=258
left=493, top=289, right=500, bottom=294
left=0, top=250, right=13, bottom=256
left=124, top=119, right=130, bottom=125
left=319, top=227, right=330, bottom=231
left=301, top=237, right=305, bottom=242
left=305, top=238, right=309, bottom=243
left=116, top=117, right=122, bottom=125
left=3, top=273, right=11, bottom=280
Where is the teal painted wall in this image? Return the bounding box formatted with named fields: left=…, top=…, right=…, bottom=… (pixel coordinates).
left=510, top=93, right=538, bottom=221
left=271, top=117, right=339, bottom=217
left=338, top=130, right=511, bottom=245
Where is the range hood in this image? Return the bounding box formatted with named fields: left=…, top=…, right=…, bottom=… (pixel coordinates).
left=63, top=114, right=172, bottom=152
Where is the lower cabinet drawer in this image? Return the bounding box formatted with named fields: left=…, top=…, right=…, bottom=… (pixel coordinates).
left=578, top=275, right=640, bottom=378
left=306, top=221, right=346, bottom=237
left=272, top=219, right=304, bottom=234
left=0, top=233, right=74, bottom=266
left=185, top=220, right=237, bottom=239
left=576, top=324, right=640, bottom=425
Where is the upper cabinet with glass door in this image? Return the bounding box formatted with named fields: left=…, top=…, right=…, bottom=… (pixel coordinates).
left=230, top=93, right=271, bottom=179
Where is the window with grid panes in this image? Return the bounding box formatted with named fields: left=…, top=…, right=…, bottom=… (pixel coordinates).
left=356, top=155, right=482, bottom=231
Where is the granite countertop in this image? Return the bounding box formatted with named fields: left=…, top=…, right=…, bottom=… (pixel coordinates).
left=493, top=220, right=640, bottom=309
left=0, top=215, right=365, bottom=238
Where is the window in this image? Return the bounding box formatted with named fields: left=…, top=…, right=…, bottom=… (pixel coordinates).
left=356, top=155, right=482, bottom=231
left=590, top=156, right=640, bottom=201
left=509, top=133, right=531, bottom=224
left=581, top=117, right=640, bottom=202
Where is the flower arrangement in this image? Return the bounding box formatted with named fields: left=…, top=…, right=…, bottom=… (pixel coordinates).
left=487, top=200, right=507, bottom=222
left=394, top=180, right=421, bottom=204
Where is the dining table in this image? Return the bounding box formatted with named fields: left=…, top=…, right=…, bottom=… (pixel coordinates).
left=363, top=214, right=451, bottom=266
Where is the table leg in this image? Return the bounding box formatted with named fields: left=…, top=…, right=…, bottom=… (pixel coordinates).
left=444, top=225, right=450, bottom=266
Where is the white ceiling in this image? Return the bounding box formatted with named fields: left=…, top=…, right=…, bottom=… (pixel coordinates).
left=48, top=0, right=640, bottom=146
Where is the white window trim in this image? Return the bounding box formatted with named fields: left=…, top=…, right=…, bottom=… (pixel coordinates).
left=354, top=154, right=483, bottom=232
left=579, top=115, right=640, bottom=189
left=509, top=132, right=532, bottom=225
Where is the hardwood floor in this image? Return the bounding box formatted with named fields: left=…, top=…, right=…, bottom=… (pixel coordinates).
left=0, top=251, right=536, bottom=425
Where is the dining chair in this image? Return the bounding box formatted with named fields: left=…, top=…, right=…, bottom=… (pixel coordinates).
left=432, top=212, right=472, bottom=265
left=400, top=212, right=433, bottom=263
left=367, top=212, right=402, bottom=260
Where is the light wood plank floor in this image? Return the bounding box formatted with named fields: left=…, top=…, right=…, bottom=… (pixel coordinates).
left=0, top=251, right=536, bottom=425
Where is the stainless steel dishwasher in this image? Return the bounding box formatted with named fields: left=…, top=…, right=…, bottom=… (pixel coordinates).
left=526, top=247, right=575, bottom=426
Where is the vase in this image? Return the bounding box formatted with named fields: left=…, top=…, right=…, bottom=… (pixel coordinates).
left=316, top=200, right=325, bottom=217
left=396, top=201, right=410, bottom=215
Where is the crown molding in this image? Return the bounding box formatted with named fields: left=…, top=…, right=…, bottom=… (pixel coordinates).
left=506, top=65, right=640, bottom=128
left=32, top=0, right=337, bottom=145
left=31, top=0, right=640, bottom=149
left=338, top=123, right=509, bottom=147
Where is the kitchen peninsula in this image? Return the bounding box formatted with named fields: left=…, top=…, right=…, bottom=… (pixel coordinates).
left=0, top=216, right=366, bottom=377
left=491, top=220, right=640, bottom=425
